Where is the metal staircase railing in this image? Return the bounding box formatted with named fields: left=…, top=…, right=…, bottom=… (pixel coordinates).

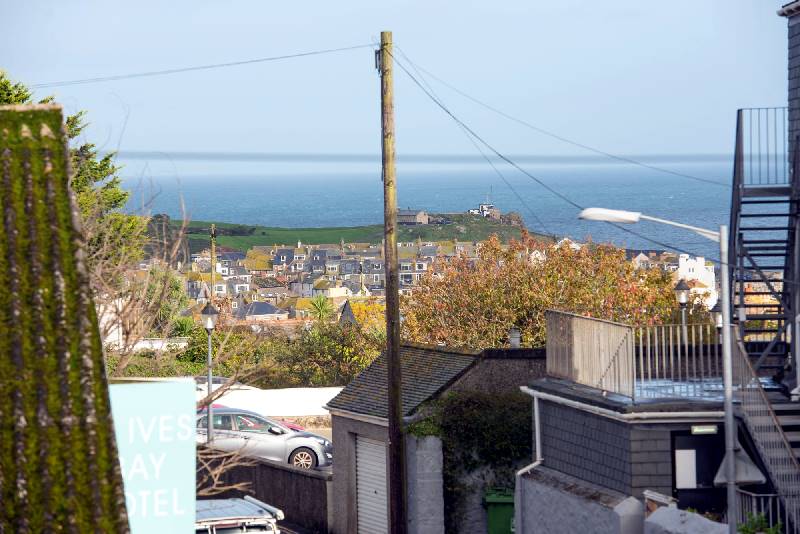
left=729, top=107, right=795, bottom=373
left=733, top=330, right=800, bottom=532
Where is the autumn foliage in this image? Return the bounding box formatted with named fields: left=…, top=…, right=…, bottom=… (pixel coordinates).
left=401, top=233, right=679, bottom=349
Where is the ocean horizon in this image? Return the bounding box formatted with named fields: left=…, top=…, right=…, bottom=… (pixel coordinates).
left=122, top=156, right=732, bottom=261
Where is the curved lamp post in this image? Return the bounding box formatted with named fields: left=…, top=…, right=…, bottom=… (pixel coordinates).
left=675, top=279, right=691, bottom=352
left=579, top=207, right=736, bottom=533
left=201, top=302, right=219, bottom=443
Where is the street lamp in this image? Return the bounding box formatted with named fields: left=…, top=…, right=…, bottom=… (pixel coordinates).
left=201, top=302, right=219, bottom=443
left=579, top=207, right=737, bottom=533
left=711, top=300, right=724, bottom=331
left=674, top=279, right=691, bottom=309
left=674, top=279, right=691, bottom=365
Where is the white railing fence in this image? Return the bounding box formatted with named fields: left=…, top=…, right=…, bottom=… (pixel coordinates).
left=545, top=310, right=722, bottom=400
left=545, top=311, right=635, bottom=397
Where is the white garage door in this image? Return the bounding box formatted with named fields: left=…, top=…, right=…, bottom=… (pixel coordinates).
left=356, top=436, right=388, bottom=534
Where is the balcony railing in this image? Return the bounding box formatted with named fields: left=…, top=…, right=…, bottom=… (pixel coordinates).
left=736, top=107, right=790, bottom=187
left=545, top=310, right=723, bottom=401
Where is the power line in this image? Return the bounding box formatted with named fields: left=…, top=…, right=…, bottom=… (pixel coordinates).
left=31, top=44, right=374, bottom=89
left=112, top=150, right=716, bottom=164
left=395, top=47, right=553, bottom=236
left=390, top=51, right=733, bottom=266
left=396, top=49, right=729, bottom=189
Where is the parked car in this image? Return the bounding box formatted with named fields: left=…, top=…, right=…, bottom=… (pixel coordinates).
left=197, top=407, right=333, bottom=469
left=196, top=495, right=283, bottom=533
left=277, top=419, right=306, bottom=432
left=197, top=406, right=305, bottom=432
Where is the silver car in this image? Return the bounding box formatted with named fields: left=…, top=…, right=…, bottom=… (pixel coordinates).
left=197, top=407, right=333, bottom=469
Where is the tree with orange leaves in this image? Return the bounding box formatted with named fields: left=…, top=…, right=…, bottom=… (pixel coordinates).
left=401, top=233, right=687, bottom=349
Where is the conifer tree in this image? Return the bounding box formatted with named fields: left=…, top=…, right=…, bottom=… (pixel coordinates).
left=0, top=104, right=129, bottom=532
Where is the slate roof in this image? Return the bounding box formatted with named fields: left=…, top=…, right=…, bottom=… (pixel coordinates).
left=326, top=344, right=479, bottom=419
left=219, top=252, right=246, bottom=262
left=235, top=301, right=283, bottom=319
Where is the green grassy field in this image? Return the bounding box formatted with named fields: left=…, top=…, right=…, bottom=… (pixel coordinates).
left=180, top=215, right=544, bottom=253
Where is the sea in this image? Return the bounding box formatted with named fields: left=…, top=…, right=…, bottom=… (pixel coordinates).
left=122, top=156, right=732, bottom=262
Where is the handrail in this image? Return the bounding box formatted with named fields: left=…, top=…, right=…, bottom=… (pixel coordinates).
left=733, top=329, right=800, bottom=531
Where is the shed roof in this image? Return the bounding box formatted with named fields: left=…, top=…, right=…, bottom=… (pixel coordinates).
left=326, top=343, right=479, bottom=419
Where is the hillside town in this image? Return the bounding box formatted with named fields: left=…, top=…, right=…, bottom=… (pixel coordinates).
left=163, top=238, right=724, bottom=329
left=3, top=3, right=799, bottom=534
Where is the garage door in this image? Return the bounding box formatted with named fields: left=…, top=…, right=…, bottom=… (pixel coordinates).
left=356, top=436, right=388, bottom=534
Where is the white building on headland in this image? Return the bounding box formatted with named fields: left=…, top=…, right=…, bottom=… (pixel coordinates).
left=677, top=254, right=718, bottom=309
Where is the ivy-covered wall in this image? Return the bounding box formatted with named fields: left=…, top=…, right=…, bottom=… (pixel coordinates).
left=409, top=391, right=532, bottom=534
left=0, top=104, right=128, bottom=532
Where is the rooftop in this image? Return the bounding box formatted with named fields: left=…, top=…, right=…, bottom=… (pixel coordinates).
left=326, top=343, right=479, bottom=419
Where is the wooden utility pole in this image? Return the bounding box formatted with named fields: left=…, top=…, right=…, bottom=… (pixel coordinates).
left=379, top=30, right=407, bottom=534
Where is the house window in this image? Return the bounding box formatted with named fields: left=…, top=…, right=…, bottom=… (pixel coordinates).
left=416, top=263, right=424, bottom=270
left=280, top=255, right=286, bottom=261
left=232, top=302, right=238, bottom=309
left=215, top=284, right=224, bottom=292
left=373, top=274, right=380, bottom=282
left=400, top=264, right=411, bottom=271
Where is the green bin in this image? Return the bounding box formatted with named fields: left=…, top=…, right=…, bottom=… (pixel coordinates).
left=485, top=488, right=515, bottom=534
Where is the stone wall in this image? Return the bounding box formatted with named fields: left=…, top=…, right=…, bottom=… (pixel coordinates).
left=515, top=466, right=644, bottom=534
left=450, top=348, right=546, bottom=396
left=407, top=436, right=445, bottom=534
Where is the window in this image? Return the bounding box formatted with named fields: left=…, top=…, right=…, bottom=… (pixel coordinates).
left=400, top=264, right=411, bottom=271
left=232, top=302, right=238, bottom=309
left=373, top=274, right=380, bottom=282
left=198, top=415, right=233, bottom=430
left=235, top=414, right=280, bottom=434
left=280, top=255, right=286, bottom=261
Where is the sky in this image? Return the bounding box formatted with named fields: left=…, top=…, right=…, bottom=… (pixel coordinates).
left=1, top=1, right=790, bottom=178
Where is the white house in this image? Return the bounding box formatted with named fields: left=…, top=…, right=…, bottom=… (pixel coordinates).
left=677, top=254, right=718, bottom=309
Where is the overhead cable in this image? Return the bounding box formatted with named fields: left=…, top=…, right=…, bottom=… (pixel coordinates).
left=31, top=44, right=374, bottom=88
left=390, top=51, right=732, bottom=265
left=396, top=48, right=729, bottom=188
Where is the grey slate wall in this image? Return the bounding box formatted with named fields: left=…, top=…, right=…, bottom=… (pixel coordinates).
left=537, top=400, right=679, bottom=498
left=629, top=427, right=672, bottom=496
left=539, top=400, right=632, bottom=494
left=790, top=15, right=800, bottom=158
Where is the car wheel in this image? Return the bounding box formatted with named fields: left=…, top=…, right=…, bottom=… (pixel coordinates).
left=290, top=447, right=318, bottom=469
